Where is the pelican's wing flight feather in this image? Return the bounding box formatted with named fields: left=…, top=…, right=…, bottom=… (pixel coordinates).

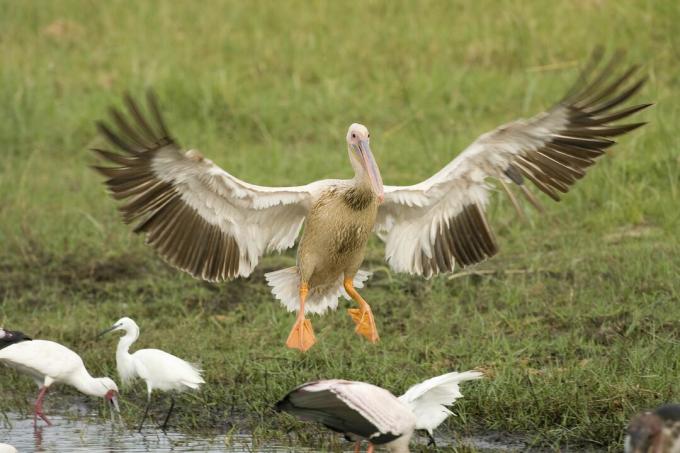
left=92, top=92, right=332, bottom=282
left=276, top=379, right=414, bottom=443
left=376, top=50, right=650, bottom=277
left=398, top=370, right=483, bottom=433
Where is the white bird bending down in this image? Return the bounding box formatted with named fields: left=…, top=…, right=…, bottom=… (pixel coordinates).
left=275, top=370, right=483, bottom=452
left=92, top=50, right=649, bottom=351
left=0, top=332, right=120, bottom=427
left=98, top=317, right=205, bottom=432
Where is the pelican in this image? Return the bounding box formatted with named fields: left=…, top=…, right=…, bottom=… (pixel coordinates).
left=625, top=404, right=680, bottom=453
left=98, top=316, right=205, bottom=432
left=92, top=52, right=649, bottom=351
left=0, top=333, right=120, bottom=426
left=275, top=370, right=483, bottom=452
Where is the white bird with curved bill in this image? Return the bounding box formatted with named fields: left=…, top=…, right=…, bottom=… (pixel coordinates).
left=275, top=370, right=483, bottom=452
left=98, top=317, right=205, bottom=432
left=0, top=330, right=120, bottom=427
left=92, top=50, right=649, bottom=352
left=0, top=444, right=17, bottom=453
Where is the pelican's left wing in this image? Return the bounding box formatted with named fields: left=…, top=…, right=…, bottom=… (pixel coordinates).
left=398, top=370, right=483, bottom=433
left=92, top=92, right=332, bottom=282
left=376, top=53, right=650, bottom=277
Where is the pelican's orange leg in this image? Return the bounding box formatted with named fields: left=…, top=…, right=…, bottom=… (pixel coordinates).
left=285, top=283, right=316, bottom=352
left=344, top=277, right=379, bottom=343
left=354, top=441, right=361, bottom=453
left=367, top=443, right=375, bottom=453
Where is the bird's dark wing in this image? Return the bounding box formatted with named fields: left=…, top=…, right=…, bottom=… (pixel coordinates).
left=91, top=92, right=330, bottom=282
left=655, top=404, right=680, bottom=421
left=0, top=329, right=32, bottom=350
left=276, top=380, right=405, bottom=444
left=377, top=50, right=650, bottom=278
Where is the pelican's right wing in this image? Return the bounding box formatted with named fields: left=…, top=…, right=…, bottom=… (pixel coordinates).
left=376, top=51, right=650, bottom=277
left=92, top=93, right=334, bottom=282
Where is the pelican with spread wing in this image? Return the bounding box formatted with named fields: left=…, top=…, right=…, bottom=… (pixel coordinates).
left=92, top=53, right=649, bottom=352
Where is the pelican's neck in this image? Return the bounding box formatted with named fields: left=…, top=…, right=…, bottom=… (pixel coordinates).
left=71, top=368, right=108, bottom=398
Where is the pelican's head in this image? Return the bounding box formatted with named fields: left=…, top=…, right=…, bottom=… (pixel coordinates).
left=625, top=412, right=662, bottom=453
left=97, top=316, right=140, bottom=340
left=346, top=123, right=384, bottom=203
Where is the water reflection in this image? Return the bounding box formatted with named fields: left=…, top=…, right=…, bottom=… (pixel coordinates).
left=1, top=412, right=525, bottom=452
left=0, top=413, right=315, bottom=453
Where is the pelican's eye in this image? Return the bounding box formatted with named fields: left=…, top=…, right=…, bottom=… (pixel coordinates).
left=351, top=133, right=356, bottom=139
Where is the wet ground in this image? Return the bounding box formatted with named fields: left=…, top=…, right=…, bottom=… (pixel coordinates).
left=0, top=412, right=527, bottom=452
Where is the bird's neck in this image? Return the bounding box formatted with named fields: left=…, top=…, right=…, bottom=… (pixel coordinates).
left=115, top=331, right=138, bottom=384
left=71, top=368, right=107, bottom=398
left=344, top=174, right=376, bottom=212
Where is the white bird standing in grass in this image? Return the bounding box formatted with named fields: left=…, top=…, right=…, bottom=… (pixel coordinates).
left=276, top=370, right=483, bottom=452
left=98, top=317, right=205, bottom=431
left=0, top=332, right=120, bottom=427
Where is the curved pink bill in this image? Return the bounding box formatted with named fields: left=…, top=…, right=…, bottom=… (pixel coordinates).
left=357, top=140, right=384, bottom=202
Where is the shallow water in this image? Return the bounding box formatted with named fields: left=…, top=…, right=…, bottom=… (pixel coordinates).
left=0, top=412, right=524, bottom=452
left=0, top=413, right=312, bottom=453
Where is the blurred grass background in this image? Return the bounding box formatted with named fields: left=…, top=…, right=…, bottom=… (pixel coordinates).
left=0, top=0, right=679, bottom=451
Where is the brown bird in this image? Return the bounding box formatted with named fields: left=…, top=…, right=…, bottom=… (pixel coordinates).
left=92, top=51, right=649, bottom=351
left=626, top=404, right=680, bottom=453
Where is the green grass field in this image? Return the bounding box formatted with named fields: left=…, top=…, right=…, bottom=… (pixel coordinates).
left=1, top=1, right=679, bottom=451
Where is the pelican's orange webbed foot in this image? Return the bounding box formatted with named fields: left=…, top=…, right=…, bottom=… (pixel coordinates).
left=347, top=305, right=379, bottom=343
left=285, top=317, right=316, bottom=352
left=285, top=283, right=316, bottom=352
left=344, top=277, right=379, bottom=343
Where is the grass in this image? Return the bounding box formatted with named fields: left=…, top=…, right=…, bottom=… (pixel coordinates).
left=1, top=0, right=679, bottom=451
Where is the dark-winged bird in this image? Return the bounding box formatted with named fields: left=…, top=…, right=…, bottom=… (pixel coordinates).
left=92, top=51, right=649, bottom=351
left=276, top=371, right=482, bottom=452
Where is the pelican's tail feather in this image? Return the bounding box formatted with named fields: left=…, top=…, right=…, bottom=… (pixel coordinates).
left=265, top=267, right=372, bottom=315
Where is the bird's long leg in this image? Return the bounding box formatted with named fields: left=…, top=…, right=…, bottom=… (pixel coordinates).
left=138, top=392, right=152, bottom=433
left=426, top=430, right=437, bottom=447
left=285, top=282, right=316, bottom=352
left=160, top=396, right=175, bottom=432
left=366, top=443, right=375, bottom=453
left=33, top=386, right=52, bottom=427
left=353, top=440, right=361, bottom=453
left=344, top=277, right=379, bottom=343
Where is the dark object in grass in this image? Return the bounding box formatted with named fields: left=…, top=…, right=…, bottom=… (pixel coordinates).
left=0, top=328, right=32, bottom=349
left=625, top=404, right=680, bottom=453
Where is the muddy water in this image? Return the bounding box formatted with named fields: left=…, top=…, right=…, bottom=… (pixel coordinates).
left=1, top=412, right=524, bottom=452
left=0, top=413, right=315, bottom=453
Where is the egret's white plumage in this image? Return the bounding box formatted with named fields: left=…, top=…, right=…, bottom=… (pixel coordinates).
left=93, top=53, right=649, bottom=349
left=276, top=370, right=482, bottom=452
left=0, top=337, right=119, bottom=426
left=100, top=317, right=204, bottom=430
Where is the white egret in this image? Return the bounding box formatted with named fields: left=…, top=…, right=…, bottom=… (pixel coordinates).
left=98, top=317, right=205, bottom=431
left=276, top=370, right=483, bottom=452
left=0, top=335, right=120, bottom=427
left=92, top=51, right=648, bottom=352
